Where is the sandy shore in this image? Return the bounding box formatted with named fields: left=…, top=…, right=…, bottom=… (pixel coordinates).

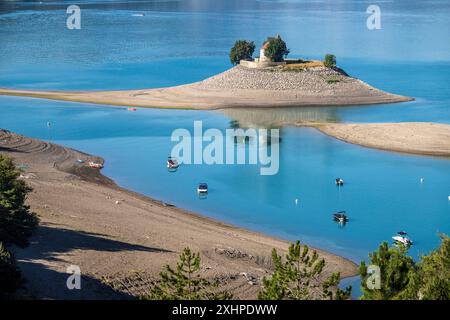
left=315, top=122, right=450, bottom=157
left=0, top=65, right=412, bottom=109
left=0, top=129, right=357, bottom=299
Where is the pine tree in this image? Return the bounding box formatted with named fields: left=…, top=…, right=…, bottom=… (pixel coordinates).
left=401, top=234, right=450, bottom=300
left=259, top=241, right=351, bottom=300
left=359, top=242, right=416, bottom=300
left=146, top=247, right=232, bottom=300
left=0, top=154, right=38, bottom=247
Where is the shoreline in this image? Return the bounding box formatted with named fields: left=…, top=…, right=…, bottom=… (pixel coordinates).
left=313, top=122, right=450, bottom=158
left=0, top=129, right=358, bottom=299
left=0, top=65, right=413, bottom=109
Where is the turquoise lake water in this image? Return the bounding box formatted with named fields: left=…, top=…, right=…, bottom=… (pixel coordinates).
left=0, top=0, right=449, bottom=292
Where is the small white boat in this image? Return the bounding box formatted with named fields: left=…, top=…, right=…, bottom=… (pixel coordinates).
left=167, top=157, right=179, bottom=170
left=392, top=235, right=413, bottom=246
left=335, top=178, right=344, bottom=186
left=197, top=183, right=208, bottom=194
left=333, top=211, right=348, bottom=224
left=132, top=13, right=145, bottom=17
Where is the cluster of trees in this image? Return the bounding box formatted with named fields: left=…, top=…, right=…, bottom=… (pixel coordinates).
left=229, top=36, right=339, bottom=69
left=147, top=235, right=449, bottom=300
left=360, top=235, right=449, bottom=300
left=229, top=35, right=289, bottom=65
left=0, top=155, right=38, bottom=298
left=146, top=241, right=351, bottom=301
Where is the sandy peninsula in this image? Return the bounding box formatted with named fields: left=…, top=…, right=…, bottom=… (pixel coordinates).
left=315, top=122, right=450, bottom=157
left=0, top=129, right=357, bottom=300
left=0, top=65, right=412, bottom=109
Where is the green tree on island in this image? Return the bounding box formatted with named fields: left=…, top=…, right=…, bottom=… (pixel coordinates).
left=229, top=40, right=256, bottom=65
left=146, top=247, right=232, bottom=300
left=323, top=54, right=336, bottom=68
left=264, top=35, right=290, bottom=62
left=258, top=241, right=351, bottom=300
left=359, top=235, right=450, bottom=300
left=0, top=154, right=38, bottom=297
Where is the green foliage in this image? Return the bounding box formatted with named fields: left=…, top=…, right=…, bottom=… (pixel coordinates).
left=360, top=236, right=450, bottom=300
left=258, top=241, right=351, bottom=300
left=401, top=234, right=450, bottom=300
left=229, top=40, right=256, bottom=65
left=264, top=35, right=290, bottom=62
left=359, top=242, right=415, bottom=300
left=146, top=247, right=233, bottom=300
left=0, top=154, right=38, bottom=247
left=323, top=54, right=336, bottom=68
left=0, top=242, right=22, bottom=297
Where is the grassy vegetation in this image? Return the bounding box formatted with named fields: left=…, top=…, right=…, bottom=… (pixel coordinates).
left=282, top=60, right=324, bottom=72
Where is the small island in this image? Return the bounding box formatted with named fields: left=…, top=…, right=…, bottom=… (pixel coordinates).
left=0, top=36, right=412, bottom=109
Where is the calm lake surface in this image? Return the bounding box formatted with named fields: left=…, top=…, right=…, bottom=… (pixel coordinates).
left=0, top=0, right=449, bottom=274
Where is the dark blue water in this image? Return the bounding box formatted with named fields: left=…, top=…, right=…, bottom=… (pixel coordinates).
left=0, top=1, right=449, bottom=294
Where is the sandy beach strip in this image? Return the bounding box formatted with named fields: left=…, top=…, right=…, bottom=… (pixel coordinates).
left=0, top=66, right=412, bottom=109
left=0, top=129, right=357, bottom=299
left=314, top=122, right=450, bottom=157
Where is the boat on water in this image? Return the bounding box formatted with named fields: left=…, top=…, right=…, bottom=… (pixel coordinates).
left=333, top=211, right=348, bottom=224
left=197, top=183, right=208, bottom=194
left=335, top=178, right=344, bottom=186
left=132, top=13, right=145, bottom=17
left=88, top=161, right=103, bottom=169
left=167, top=157, right=179, bottom=170
left=392, top=233, right=413, bottom=246
left=127, top=107, right=137, bottom=111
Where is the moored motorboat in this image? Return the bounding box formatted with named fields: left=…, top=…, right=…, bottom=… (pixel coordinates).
left=333, top=211, right=348, bottom=224
left=127, top=107, right=137, bottom=111
left=167, top=157, right=179, bottom=170
left=335, top=178, right=344, bottom=186
left=392, top=234, right=413, bottom=246
left=197, top=183, right=208, bottom=194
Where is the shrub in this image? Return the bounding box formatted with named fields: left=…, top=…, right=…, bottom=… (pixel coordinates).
left=0, top=154, right=38, bottom=247
left=323, top=54, right=336, bottom=68
left=0, top=242, right=22, bottom=297
left=264, top=35, right=290, bottom=62
left=229, top=40, right=256, bottom=65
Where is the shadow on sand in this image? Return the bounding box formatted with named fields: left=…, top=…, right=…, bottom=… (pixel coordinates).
left=12, top=224, right=171, bottom=299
